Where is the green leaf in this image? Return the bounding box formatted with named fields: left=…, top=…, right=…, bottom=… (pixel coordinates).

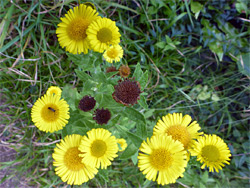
left=191, top=1, right=203, bottom=14
left=81, top=79, right=95, bottom=95
left=237, top=53, right=250, bottom=77
left=208, top=42, right=223, bottom=61
left=138, top=70, right=148, bottom=90
left=165, top=35, right=172, bottom=43
left=165, top=12, right=187, bottom=30
left=119, top=144, right=138, bottom=160
left=94, top=72, right=107, bottom=83
left=99, top=94, right=123, bottom=109
left=155, top=41, right=165, bottom=49
left=116, top=125, right=143, bottom=148
left=123, top=107, right=146, bottom=124
left=201, top=171, right=208, bottom=183
left=106, top=71, right=118, bottom=78
left=82, top=119, right=96, bottom=129
left=138, top=95, right=148, bottom=109
left=235, top=1, right=249, bottom=16
left=62, top=123, right=72, bottom=137
left=131, top=151, right=138, bottom=165
left=75, top=69, right=92, bottom=81
left=62, top=85, right=78, bottom=111
left=67, top=53, right=94, bottom=71
left=136, top=122, right=147, bottom=140
left=132, top=63, right=143, bottom=81
left=97, top=169, right=109, bottom=182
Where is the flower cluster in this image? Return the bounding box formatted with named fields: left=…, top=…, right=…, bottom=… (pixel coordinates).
left=53, top=129, right=127, bottom=185
left=56, top=3, right=123, bottom=63
left=29, top=2, right=232, bottom=187
left=138, top=113, right=231, bottom=185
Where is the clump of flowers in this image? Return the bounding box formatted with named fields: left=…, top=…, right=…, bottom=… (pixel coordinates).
left=29, top=2, right=233, bottom=187
left=52, top=134, right=98, bottom=185
left=56, top=4, right=100, bottom=54
left=56, top=4, right=123, bottom=63
left=137, top=113, right=231, bottom=185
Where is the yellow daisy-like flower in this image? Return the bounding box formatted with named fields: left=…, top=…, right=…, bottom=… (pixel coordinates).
left=153, top=113, right=202, bottom=150
left=138, top=135, right=187, bottom=185
left=56, top=4, right=100, bottom=54
left=46, top=86, right=62, bottom=97
left=31, top=94, right=70, bottom=133
left=103, top=44, right=123, bottom=63
left=190, top=134, right=231, bottom=173
left=53, top=134, right=98, bottom=185
left=117, top=138, right=127, bottom=151
left=87, top=17, right=121, bottom=53
left=78, top=128, right=118, bottom=169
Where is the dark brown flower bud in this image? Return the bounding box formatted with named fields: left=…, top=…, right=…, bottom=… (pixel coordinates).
left=93, top=108, right=111, bottom=125
left=78, top=95, right=96, bottom=112
left=119, top=65, right=130, bottom=78
left=112, top=78, right=142, bottom=106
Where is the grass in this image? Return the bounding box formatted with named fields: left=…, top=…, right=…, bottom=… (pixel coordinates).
left=0, top=0, right=249, bottom=187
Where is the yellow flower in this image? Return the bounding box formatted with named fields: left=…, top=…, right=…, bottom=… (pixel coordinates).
left=31, top=94, right=70, bottom=133
left=138, top=135, right=187, bottom=185
left=53, top=134, right=98, bottom=185
left=190, top=134, right=231, bottom=173
left=78, top=128, right=118, bottom=169
left=103, top=45, right=123, bottom=63
left=87, top=18, right=121, bottom=53
left=56, top=4, right=100, bottom=54
left=117, top=138, right=127, bottom=151
left=153, top=113, right=202, bottom=150
left=46, top=86, right=62, bottom=97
